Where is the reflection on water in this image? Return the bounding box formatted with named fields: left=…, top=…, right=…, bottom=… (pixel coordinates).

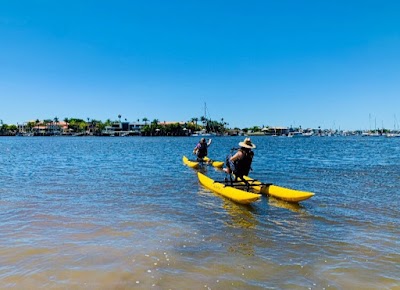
left=0, top=136, right=399, bottom=289
left=222, top=201, right=257, bottom=256
left=268, top=197, right=305, bottom=213
left=222, top=200, right=257, bottom=229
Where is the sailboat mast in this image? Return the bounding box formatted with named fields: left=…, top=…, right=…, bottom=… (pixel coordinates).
left=369, top=113, right=371, bottom=131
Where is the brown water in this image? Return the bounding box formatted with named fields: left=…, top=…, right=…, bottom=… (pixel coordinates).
left=0, top=136, right=399, bottom=289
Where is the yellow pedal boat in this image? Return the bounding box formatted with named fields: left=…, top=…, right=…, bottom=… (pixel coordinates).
left=197, top=172, right=261, bottom=204
left=203, top=156, right=224, bottom=168
left=182, top=156, right=200, bottom=168
left=240, top=176, right=314, bottom=202
left=182, top=156, right=224, bottom=169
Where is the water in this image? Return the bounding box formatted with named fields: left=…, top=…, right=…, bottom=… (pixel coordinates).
left=0, top=136, right=399, bottom=289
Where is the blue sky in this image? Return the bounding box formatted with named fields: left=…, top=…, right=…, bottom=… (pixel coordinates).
left=1, top=0, right=399, bottom=130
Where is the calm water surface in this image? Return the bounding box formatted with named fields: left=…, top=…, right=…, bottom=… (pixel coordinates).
left=0, top=136, right=399, bottom=289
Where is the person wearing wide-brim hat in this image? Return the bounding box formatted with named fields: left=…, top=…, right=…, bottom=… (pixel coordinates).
left=224, top=137, right=256, bottom=178
left=238, top=137, right=256, bottom=149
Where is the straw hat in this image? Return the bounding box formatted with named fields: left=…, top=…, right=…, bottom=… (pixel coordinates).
left=239, top=137, right=256, bottom=149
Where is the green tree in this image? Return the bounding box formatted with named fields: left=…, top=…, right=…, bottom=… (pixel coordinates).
left=105, top=119, right=112, bottom=126
left=141, top=125, right=151, bottom=136
left=0, top=123, right=7, bottom=133
left=35, top=119, right=40, bottom=135
left=92, top=119, right=105, bottom=134
left=87, top=117, right=90, bottom=134
left=191, top=117, right=199, bottom=130
left=250, top=126, right=261, bottom=132
left=27, top=121, right=35, bottom=132
left=63, top=118, right=69, bottom=133
left=8, top=124, right=17, bottom=132
left=53, top=117, right=59, bottom=134
left=79, top=122, right=87, bottom=132
left=43, top=119, right=53, bottom=135
left=200, top=116, right=207, bottom=127
left=68, top=118, right=86, bottom=132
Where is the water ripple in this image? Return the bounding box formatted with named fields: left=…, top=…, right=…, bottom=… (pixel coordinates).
left=0, top=136, right=399, bottom=289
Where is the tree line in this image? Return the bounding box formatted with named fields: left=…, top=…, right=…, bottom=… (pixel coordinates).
left=0, top=115, right=232, bottom=136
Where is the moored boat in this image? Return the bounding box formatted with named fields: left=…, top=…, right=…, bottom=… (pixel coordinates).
left=197, top=172, right=261, bottom=204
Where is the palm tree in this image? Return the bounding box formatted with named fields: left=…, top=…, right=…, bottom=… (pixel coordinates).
left=91, top=119, right=97, bottom=135
left=43, top=119, right=52, bottom=135
left=86, top=117, right=90, bottom=134
left=151, top=119, right=160, bottom=136
left=200, top=116, right=207, bottom=127
left=63, top=118, right=69, bottom=134
left=142, top=117, right=148, bottom=125
left=93, top=120, right=103, bottom=135
left=53, top=117, right=59, bottom=135
left=191, top=117, right=198, bottom=130
left=35, top=119, right=40, bottom=135
left=27, top=121, right=35, bottom=133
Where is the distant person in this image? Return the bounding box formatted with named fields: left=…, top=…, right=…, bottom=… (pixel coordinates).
left=193, top=138, right=212, bottom=161
left=224, top=137, right=256, bottom=179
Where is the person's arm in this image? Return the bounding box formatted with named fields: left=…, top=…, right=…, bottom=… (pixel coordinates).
left=193, top=144, right=199, bottom=154
left=229, top=151, right=241, bottom=162
left=207, top=139, right=212, bottom=146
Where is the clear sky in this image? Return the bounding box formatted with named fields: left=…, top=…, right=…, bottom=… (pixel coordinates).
left=1, top=0, right=399, bottom=130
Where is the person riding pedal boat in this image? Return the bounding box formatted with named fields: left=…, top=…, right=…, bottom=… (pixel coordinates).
left=224, top=138, right=256, bottom=184
left=193, top=138, right=212, bottom=162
